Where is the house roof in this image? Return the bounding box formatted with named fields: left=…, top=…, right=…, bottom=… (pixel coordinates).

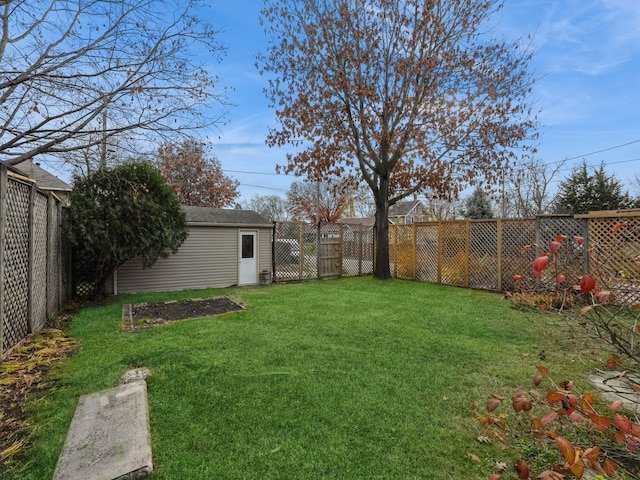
left=11, top=160, right=72, bottom=192
left=389, top=200, right=423, bottom=217
left=336, top=217, right=375, bottom=227
left=183, top=205, right=273, bottom=227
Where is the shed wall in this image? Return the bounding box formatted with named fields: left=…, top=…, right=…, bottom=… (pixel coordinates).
left=116, top=226, right=272, bottom=293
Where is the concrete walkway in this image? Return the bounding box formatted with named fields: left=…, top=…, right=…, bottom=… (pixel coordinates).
left=53, top=379, right=153, bottom=480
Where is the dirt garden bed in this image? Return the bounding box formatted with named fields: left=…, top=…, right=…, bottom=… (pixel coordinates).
left=121, top=296, right=246, bottom=331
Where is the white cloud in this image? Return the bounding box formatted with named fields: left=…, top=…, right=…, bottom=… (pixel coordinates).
left=502, top=0, right=640, bottom=76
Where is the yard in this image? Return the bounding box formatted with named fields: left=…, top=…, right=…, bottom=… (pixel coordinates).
left=2, top=277, right=612, bottom=479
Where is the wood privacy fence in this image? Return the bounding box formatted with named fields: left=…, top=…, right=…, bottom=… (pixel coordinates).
left=0, top=165, right=71, bottom=359
left=275, top=211, right=640, bottom=305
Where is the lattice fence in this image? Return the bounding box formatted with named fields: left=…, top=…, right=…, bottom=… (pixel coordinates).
left=274, top=221, right=373, bottom=282
left=342, top=224, right=374, bottom=276
left=386, top=217, right=588, bottom=293
left=33, top=192, right=49, bottom=331
left=274, top=222, right=315, bottom=282
left=1, top=167, right=70, bottom=358
left=439, top=221, right=468, bottom=287
left=273, top=212, right=639, bottom=307
left=500, top=219, right=537, bottom=293
left=2, top=178, right=31, bottom=356
left=416, top=223, right=438, bottom=282
left=585, top=212, right=640, bottom=305
left=469, top=221, right=499, bottom=291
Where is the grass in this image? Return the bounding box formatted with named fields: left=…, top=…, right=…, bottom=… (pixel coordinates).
left=3, top=277, right=608, bottom=479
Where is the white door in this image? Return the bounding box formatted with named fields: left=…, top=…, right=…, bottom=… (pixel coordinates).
left=239, top=231, right=258, bottom=285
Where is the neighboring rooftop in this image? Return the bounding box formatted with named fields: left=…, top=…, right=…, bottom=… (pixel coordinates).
left=389, top=200, right=423, bottom=217
left=336, top=217, right=375, bottom=227
left=11, top=159, right=72, bottom=193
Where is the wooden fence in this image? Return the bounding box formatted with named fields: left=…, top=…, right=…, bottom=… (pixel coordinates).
left=275, top=210, right=640, bottom=305
left=391, top=211, right=640, bottom=303
left=0, top=165, right=71, bottom=359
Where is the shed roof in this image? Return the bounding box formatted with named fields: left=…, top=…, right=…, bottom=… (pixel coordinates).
left=183, top=205, right=273, bottom=227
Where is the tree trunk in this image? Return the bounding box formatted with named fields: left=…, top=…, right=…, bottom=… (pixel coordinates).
left=373, top=178, right=391, bottom=280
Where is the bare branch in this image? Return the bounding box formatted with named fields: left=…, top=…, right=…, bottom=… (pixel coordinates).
left=0, top=0, right=229, bottom=166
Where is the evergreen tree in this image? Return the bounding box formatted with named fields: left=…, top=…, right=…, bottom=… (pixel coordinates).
left=66, top=162, right=188, bottom=297
left=461, top=187, right=494, bottom=219
left=554, top=162, right=636, bottom=214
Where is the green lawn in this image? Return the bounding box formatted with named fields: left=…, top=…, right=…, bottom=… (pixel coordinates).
left=5, top=277, right=605, bottom=479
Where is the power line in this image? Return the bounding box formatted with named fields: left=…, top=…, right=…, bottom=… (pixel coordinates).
left=239, top=183, right=288, bottom=192
left=224, top=169, right=281, bottom=176
left=544, top=139, right=640, bottom=166
left=555, top=156, right=640, bottom=174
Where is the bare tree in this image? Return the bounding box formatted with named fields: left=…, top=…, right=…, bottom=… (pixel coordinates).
left=502, top=159, right=564, bottom=217
left=344, top=185, right=376, bottom=218
left=286, top=177, right=357, bottom=223
left=0, top=0, right=228, bottom=168
left=244, top=194, right=289, bottom=222
left=259, top=0, right=538, bottom=279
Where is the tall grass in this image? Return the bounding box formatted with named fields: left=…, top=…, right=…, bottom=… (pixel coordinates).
left=6, top=277, right=602, bottom=479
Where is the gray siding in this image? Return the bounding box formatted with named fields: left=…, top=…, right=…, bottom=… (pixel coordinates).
left=116, top=226, right=273, bottom=294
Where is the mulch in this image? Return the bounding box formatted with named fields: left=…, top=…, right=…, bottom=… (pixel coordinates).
left=122, top=295, right=246, bottom=331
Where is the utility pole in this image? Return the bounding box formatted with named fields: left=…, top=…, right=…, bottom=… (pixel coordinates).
left=100, top=108, right=107, bottom=168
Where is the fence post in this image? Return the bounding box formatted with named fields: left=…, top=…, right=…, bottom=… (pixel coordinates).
left=496, top=219, right=503, bottom=292
left=299, top=222, right=305, bottom=280
left=437, top=222, right=442, bottom=284
left=412, top=222, right=417, bottom=280
left=46, top=194, right=54, bottom=315
left=465, top=220, right=471, bottom=289
left=27, top=182, right=36, bottom=332
left=358, top=224, right=363, bottom=276
left=339, top=223, right=344, bottom=277
left=0, top=166, right=6, bottom=358
left=583, top=217, right=590, bottom=275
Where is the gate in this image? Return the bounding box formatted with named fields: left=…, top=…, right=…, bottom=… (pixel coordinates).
left=318, top=223, right=341, bottom=277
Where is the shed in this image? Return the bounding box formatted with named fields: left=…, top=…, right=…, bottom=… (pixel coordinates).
left=114, top=206, right=274, bottom=293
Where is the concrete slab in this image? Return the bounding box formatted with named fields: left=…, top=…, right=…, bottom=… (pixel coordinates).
left=53, top=380, right=153, bottom=480
left=588, top=369, right=640, bottom=409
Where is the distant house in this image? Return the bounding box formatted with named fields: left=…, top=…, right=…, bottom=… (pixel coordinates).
left=388, top=200, right=427, bottom=224
left=114, top=206, right=273, bottom=293
left=336, top=217, right=375, bottom=227
left=11, top=160, right=72, bottom=203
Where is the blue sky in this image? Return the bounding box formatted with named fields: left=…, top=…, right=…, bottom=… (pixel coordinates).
left=204, top=0, right=640, bottom=204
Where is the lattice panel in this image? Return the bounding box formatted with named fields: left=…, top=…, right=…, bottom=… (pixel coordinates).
left=391, top=224, right=415, bottom=279
left=469, top=221, right=498, bottom=291
left=440, top=221, right=468, bottom=287
left=501, top=219, right=536, bottom=292
left=538, top=216, right=586, bottom=246
left=274, top=222, right=306, bottom=281
left=588, top=215, right=640, bottom=305
left=47, top=203, right=60, bottom=315
left=32, top=193, right=48, bottom=331
left=535, top=217, right=587, bottom=289
left=341, top=224, right=374, bottom=276
left=2, top=180, right=30, bottom=354
left=416, top=223, right=438, bottom=282
left=60, top=208, right=71, bottom=300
